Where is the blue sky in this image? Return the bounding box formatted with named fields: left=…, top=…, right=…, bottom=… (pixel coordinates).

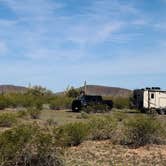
left=0, top=0, right=166, bottom=92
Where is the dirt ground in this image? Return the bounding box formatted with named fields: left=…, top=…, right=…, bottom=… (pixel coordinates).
left=65, top=140, right=166, bottom=166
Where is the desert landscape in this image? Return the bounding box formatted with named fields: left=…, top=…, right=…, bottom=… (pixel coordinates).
left=0, top=0, right=166, bottom=165
left=0, top=85, right=165, bottom=166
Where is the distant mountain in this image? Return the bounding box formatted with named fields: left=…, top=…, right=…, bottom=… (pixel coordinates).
left=0, top=84, right=132, bottom=97
left=0, top=85, right=28, bottom=94
left=83, top=85, right=132, bottom=97
left=57, top=85, right=132, bottom=98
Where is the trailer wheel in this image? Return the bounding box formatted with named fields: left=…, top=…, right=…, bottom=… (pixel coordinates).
left=158, top=109, right=165, bottom=115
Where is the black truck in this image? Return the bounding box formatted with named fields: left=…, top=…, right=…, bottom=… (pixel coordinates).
left=72, top=94, right=113, bottom=112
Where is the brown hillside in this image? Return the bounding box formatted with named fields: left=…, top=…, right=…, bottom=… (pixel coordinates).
left=57, top=85, right=132, bottom=97
left=0, top=85, right=28, bottom=94
left=83, top=85, right=132, bottom=97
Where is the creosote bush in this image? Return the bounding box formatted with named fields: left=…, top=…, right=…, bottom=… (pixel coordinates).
left=49, top=96, right=72, bottom=110
left=46, top=118, right=58, bottom=126
left=54, top=122, right=89, bottom=146
left=28, top=108, right=41, bottom=119
left=122, top=115, right=164, bottom=147
left=0, top=96, right=8, bottom=110
left=80, top=112, right=89, bottom=119
left=113, top=97, right=131, bottom=109
left=112, top=111, right=129, bottom=122
left=0, top=124, right=64, bottom=166
left=0, top=113, right=17, bottom=127
left=17, top=110, right=28, bottom=118
left=88, top=116, right=117, bottom=140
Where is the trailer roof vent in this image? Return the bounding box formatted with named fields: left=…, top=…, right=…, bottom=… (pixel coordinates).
left=146, top=87, right=151, bottom=90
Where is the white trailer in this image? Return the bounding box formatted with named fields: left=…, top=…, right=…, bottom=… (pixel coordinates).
left=133, top=87, right=166, bottom=114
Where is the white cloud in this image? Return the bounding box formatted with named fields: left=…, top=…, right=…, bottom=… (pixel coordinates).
left=3, top=0, right=62, bottom=18
left=67, top=22, right=124, bottom=44
left=0, top=0, right=149, bottom=60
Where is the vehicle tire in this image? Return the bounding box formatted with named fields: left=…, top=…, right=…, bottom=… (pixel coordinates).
left=140, top=109, right=146, bottom=113
left=158, top=109, right=165, bottom=115
left=72, top=100, right=81, bottom=112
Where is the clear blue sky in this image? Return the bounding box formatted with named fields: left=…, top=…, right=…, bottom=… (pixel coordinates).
left=0, top=0, right=166, bottom=92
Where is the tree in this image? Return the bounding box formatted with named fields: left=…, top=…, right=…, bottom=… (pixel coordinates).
left=27, top=85, right=53, bottom=96
left=66, top=87, right=80, bottom=98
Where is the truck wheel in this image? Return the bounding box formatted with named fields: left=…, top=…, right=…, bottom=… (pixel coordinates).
left=72, top=100, right=81, bottom=112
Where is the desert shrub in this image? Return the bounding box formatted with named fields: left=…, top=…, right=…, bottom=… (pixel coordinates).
left=0, top=124, right=63, bottom=166
left=49, top=96, right=72, bottom=110
left=0, top=113, right=17, bottom=127
left=46, top=118, right=58, bottom=126
left=113, top=97, right=130, bottom=109
left=17, top=110, right=28, bottom=118
left=35, top=101, right=43, bottom=110
left=66, top=87, right=80, bottom=98
left=88, top=116, right=117, bottom=140
left=0, top=124, right=37, bottom=165
left=76, top=112, right=89, bottom=119
left=31, top=132, right=64, bottom=166
left=83, top=103, right=110, bottom=113
left=54, top=122, right=89, bottom=146
left=0, top=96, right=8, bottom=110
left=0, top=89, right=55, bottom=110
left=27, top=108, right=41, bottom=119
left=123, top=115, right=164, bottom=147
left=79, top=112, right=89, bottom=119
left=49, top=101, right=60, bottom=110
left=112, top=111, right=129, bottom=122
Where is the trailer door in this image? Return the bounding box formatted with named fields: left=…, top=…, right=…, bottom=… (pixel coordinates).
left=149, top=92, right=156, bottom=108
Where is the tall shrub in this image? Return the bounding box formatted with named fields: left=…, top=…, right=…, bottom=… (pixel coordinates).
left=123, top=115, right=164, bottom=147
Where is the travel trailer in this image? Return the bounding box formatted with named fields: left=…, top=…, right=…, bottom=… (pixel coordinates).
left=133, top=87, right=166, bottom=114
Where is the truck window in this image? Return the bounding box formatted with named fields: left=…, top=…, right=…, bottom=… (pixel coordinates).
left=151, top=93, right=154, bottom=99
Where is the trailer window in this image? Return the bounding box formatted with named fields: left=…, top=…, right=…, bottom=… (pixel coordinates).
left=151, top=93, right=154, bottom=99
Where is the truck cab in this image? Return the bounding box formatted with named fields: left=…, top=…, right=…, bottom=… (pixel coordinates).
left=72, top=95, right=113, bottom=112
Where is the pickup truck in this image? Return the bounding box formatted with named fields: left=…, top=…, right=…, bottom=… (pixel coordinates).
left=72, top=95, right=113, bottom=112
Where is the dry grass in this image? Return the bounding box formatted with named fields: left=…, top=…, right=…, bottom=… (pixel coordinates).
left=65, top=140, right=166, bottom=166
left=40, top=110, right=87, bottom=125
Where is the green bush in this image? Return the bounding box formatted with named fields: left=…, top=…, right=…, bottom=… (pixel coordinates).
left=49, top=96, right=72, bottom=110
left=49, top=101, right=60, bottom=110
left=0, top=89, right=52, bottom=109
left=113, top=97, right=130, bottom=109
left=112, top=111, right=129, bottom=122
left=123, top=115, right=164, bottom=147
left=54, top=122, right=89, bottom=146
left=17, top=110, right=28, bottom=118
left=0, top=91, right=63, bottom=110
left=46, top=118, right=58, bottom=126
left=0, top=96, right=8, bottom=110
left=28, top=108, right=41, bottom=119
left=88, top=116, right=117, bottom=140
left=35, top=101, right=43, bottom=110
left=0, top=113, right=17, bottom=127
left=80, top=111, right=89, bottom=119
left=66, top=87, right=80, bottom=98
left=0, top=124, right=63, bottom=166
